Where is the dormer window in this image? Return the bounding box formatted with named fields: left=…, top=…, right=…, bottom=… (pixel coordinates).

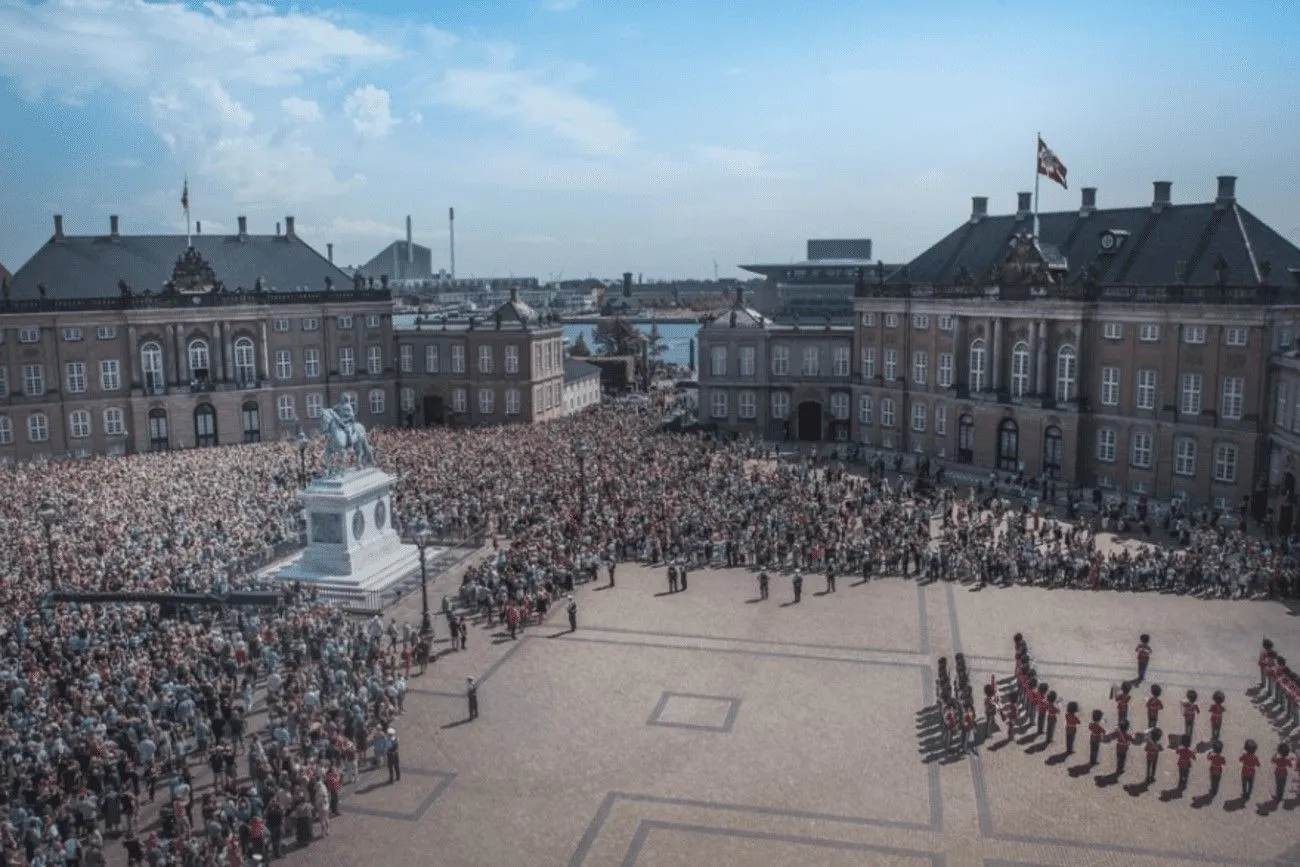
left=1099, top=230, right=1129, bottom=253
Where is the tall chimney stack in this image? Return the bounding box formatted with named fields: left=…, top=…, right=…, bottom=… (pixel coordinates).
left=1152, top=181, right=1172, bottom=212
left=1080, top=187, right=1097, bottom=216
left=1215, top=175, right=1237, bottom=208
left=406, top=215, right=413, bottom=265
left=53, top=214, right=64, bottom=240
left=327, top=243, right=334, bottom=263
left=237, top=216, right=248, bottom=238
left=276, top=221, right=281, bottom=236
left=196, top=221, right=202, bottom=235
left=448, top=206, right=456, bottom=281
left=285, top=216, right=295, bottom=237
left=110, top=215, right=120, bottom=238
left=970, top=196, right=988, bottom=223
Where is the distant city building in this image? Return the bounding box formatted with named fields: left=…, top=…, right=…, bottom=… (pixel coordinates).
left=358, top=216, right=435, bottom=282
left=563, top=358, right=603, bottom=413
left=741, top=238, right=900, bottom=317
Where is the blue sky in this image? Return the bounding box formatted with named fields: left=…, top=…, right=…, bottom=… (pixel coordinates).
left=2, top=0, right=1298, bottom=280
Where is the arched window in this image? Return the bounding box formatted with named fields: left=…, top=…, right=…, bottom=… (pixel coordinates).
left=1043, top=425, right=1063, bottom=475
left=1010, top=341, right=1030, bottom=398
left=969, top=339, right=987, bottom=392
left=188, top=339, right=211, bottom=381
left=1055, top=345, right=1077, bottom=403
left=194, top=403, right=217, bottom=447
left=233, top=337, right=257, bottom=386
left=148, top=408, right=169, bottom=451
left=957, top=414, right=974, bottom=463
left=998, top=418, right=1019, bottom=471
left=141, top=341, right=165, bottom=392
left=241, top=400, right=261, bottom=443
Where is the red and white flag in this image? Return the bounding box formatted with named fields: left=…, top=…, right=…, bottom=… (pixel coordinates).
left=1037, top=137, right=1067, bottom=189
left=181, top=176, right=189, bottom=212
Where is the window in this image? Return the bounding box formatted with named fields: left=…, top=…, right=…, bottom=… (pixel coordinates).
left=1043, top=425, right=1062, bottom=474
left=1224, top=327, right=1247, bottom=347
left=0, top=416, right=10, bottom=445
left=859, top=395, right=873, bottom=424
left=998, top=419, right=1019, bottom=470
left=27, top=413, right=49, bottom=443
left=1135, top=369, right=1157, bottom=410
left=477, top=345, right=494, bottom=374
left=275, top=350, right=292, bottom=380
left=861, top=348, right=876, bottom=379
left=399, top=345, right=413, bottom=373
left=1280, top=328, right=1295, bottom=351
left=241, top=401, right=261, bottom=443
left=883, top=349, right=897, bottom=381
left=1055, top=345, right=1077, bottom=402
left=194, top=404, right=217, bottom=447
left=1103, top=322, right=1123, bottom=340
left=188, top=339, right=210, bottom=379
left=505, top=345, right=519, bottom=374
left=1097, top=428, right=1117, bottom=462
left=772, top=345, right=790, bottom=376
left=772, top=392, right=790, bottom=419
left=1131, top=430, right=1153, bottom=468
left=1278, top=382, right=1290, bottom=430
left=306, top=393, right=323, bottom=419
left=370, top=388, right=386, bottom=415
left=711, top=390, right=728, bottom=418
left=425, top=345, right=440, bottom=374
left=860, top=312, right=876, bottom=327
left=18, top=327, right=39, bottom=344
left=1100, top=366, right=1120, bottom=406
left=938, top=315, right=954, bottom=331
left=148, top=408, right=168, bottom=451
left=739, top=391, right=757, bottom=418
left=1175, top=438, right=1197, bottom=476
left=338, top=347, right=355, bottom=375
left=367, top=346, right=383, bottom=375
left=400, top=387, right=415, bottom=413
left=96, top=326, right=117, bottom=340
left=1213, top=443, right=1237, bottom=483
left=912, top=350, right=928, bottom=385
left=709, top=346, right=727, bottom=377
left=22, top=364, right=45, bottom=396
left=69, top=409, right=91, bottom=439
left=969, top=339, right=986, bottom=392
left=233, top=337, right=256, bottom=384
left=1139, top=324, right=1160, bottom=342
left=913, top=314, right=929, bottom=330
left=505, top=389, right=521, bottom=415
left=802, top=347, right=820, bottom=376
left=1010, top=342, right=1029, bottom=398
left=62, top=327, right=83, bottom=342
left=830, top=393, right=849, bottom=420
left=272, top=318, right=290, bottom=333
left=833, top=347, right=850, bottom=377
left=1180, top=373, right=1202, bottom=415
left=911, top=402, right=927, bottom=432
left=880, top=398, right=895, bottom=427
left=301, top=317, right=319, bottom=331
left=938, top=353, right=953, bottom=388
left=366, top=314, right=381, bottom=329
left=1220, top=376, right=1244, bottom=420
left=451, top=345, right=466, bottom=374
left=958, top=415, right=974, bottom=459
left=276, top=395, right=295, bottom=422
left=452, top=389, right=467, bottom=413
left=142, top=342, right=165, bottom=391
left=884, top=314, right=898, bottom=328
left=0, top=368, right=6, bottom=398
left=475, top=388, right=493, bottom=415
left=103, top=407, right=125, bottom=436
left=98, top=360, right=120, bottom=392
left=337, top=315, right=353, bottom=330
left=65, top=362, right=86, bottom=394
left=935, top=405, right=947, bottom=435
left=1183, top=326, right=1207, bottom=344
left=294, top=347, right=316, bottom=380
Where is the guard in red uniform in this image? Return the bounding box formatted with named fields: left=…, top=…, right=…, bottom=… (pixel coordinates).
left=1115, top=682, right=1132, bottom=727
left=1240, top=739, right=1260, bottom=801
left=1113, top=720, right=1132, bottom=775
left=1271, top=742, right=1291, bottom=803
left=1206, top=741, right=1226, bottom=798
left=1087, top=709, right=1106, bottom=766
left=1180, top=689, right=1199, bottom=743
left=1208, top=691, right=1225, bottom=745
left=1175, top=735, right=1196, bottom=790
left=1145, top=684, right=1163, bottom=731
left=1063, top=701, right=1080, bottom=754
left=1044, top=690, right=1060, bottom=744
left=1143, top=727, right=1164, bottom=783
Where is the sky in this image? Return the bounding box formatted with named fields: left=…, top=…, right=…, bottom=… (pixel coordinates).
left=1, top=0, right=1298, bottom=282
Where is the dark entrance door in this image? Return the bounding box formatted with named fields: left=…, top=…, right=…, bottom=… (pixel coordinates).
left=422, top=395, right=445, bottom=426
left=1281, top=472, right=1296, bottom=536
left=997, top=418, right=1019, bottom=471
left=796, top=401, right=823, bottom=441
left=1043, top=425, right=1063, bottom=476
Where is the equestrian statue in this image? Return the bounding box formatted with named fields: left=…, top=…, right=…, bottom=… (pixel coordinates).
left=318, top=398, right=375, bottom=475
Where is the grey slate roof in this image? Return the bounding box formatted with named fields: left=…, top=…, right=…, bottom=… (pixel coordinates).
left=563, top=358, right=602, bottom=383
left=893, top=199, right=1300, bottom=287
left=359, top=240, right=434, bottom=280
left=7, top=232, right=352, bottom=301
left=0, top=263, right=10, bottom=282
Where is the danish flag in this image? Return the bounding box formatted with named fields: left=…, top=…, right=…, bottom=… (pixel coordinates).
left=1037, top=137, right=1068, bottom=189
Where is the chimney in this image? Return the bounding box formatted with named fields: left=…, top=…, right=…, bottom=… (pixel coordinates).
left=285, top=216, right=295, bottom=237
left=1215, top=175, right=1237, bottom=208
left=327, top=243, right=334, bottom=263
left=510, top=285, right=520, bottom=303
left=970, top=196, right=988, bottom=223
left=53, top=214, right=64, bottom=240
left=406, top=215, right=413, bottom=265
left=622, top=272, right=633, bottom=298
left=237, top=216, right=248, bottom=238
left=1152, top=181, right=1172, bottom=212
left=1016, top=192, right=1033, bottom=218
left=275, top=222, right=281, bottom=236
left=195, top=221, right=202, bottom=235
left=109, top=215, right=120, bottom=238
left=1079, top=187, right=1097, bottom=216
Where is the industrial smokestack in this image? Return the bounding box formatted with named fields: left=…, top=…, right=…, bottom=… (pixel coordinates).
left=327, top=243, right=334, bottom=263
left=449, top=206, right=456, bottom=281
left=406, top=215, right=413, bottom=266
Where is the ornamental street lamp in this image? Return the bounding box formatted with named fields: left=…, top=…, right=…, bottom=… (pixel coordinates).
left=36, top=500, right=58, bottom=590
left=295, top=430, right=310, bottom=487
left=412, top=518, right=434, bottom=636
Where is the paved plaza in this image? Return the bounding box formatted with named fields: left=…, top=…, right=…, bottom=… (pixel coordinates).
left=289, top=557, right=1299, bottom=867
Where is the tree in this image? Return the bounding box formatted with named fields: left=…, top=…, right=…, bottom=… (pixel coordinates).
left=645, top=322, right=666, bottom=363
left=591, top=316, right=643, bottom=356
left=570, top=332, right=591, bottom=357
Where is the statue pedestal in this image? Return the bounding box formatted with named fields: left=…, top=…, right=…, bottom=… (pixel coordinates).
left=276, top=468, right=420, bottom=604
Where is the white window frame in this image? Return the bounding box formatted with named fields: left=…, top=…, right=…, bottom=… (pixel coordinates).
left=912, top=314, right=930, bottom=330
left=802, top=347, right=820, bottom=377
left=233, top=338, right=256, bottom=383
left=0, top=416, right=11, bottom=445
left=859, top=395, right=873, bottom=424
left=771, top=345, right=789, bottom=376
left=62, top=327, right=83, bottom=342
left=99, top=360, right=120, bottom=392
left=452, top=388, right=467, bottom=413
left=0, top=367, right=6, bottom=398
left=338, top=347, right=355, bottom=376
left=300, top=348, right=318, bottom=379
left=772, top=392, right=790, bottom=419
left=272, top=318, right=290, bottom=333
left=277, top=395, right=296, bottom=422
left=426, top=345, right=440, bottom=374
left=306, top=393, right=323, bottom=419
left=833, top=347, right=850, bottom=377
left=478, top=345, right=494, bottom=375
left=68, top=409, right=91, bottom=439
left=1277, top=382, right=1290, bottom=430
left=710, top=346, right=727, bottom=377
left=1174, top=438, right=1197, bottom=476
left=912, top=350, right=928, bottom=385
left=1130, top=430, right=1153, bottom=469
left=935, top=404, right=947, bottom=435
left=880, top=398, right=895, bottom=427
left=883, top=349, right=897, bottom=381
left=18, top=327, right=40, bottom=344
left=96, top=326, right=117, bottom=340
left=1135, top=369, right=1157, bottom=410
left=1010, top=342, right=1030, bottom=398
left=369, top=388, right=386, bottom=416
left=911, top=402, right=926, bottom=432
left=367, top=346, right=383, bottom=375
left=451, top=345, right=466, bottom=374
left=275, top=350, right=292, bottom=381
left=1103, top=322, right=1123, bottom=340
left=505, top=345, right=519, bottom=375
left=1183, top=326, right=1207, bottom=344
left=337, top=315, right=353, bottom=330
left=1224, top=327, right=1247, bottom=347
left=937, top=315, right=954, bottom=332
left=1213, top=443, right=1237, bottom=483
left=399, top=345, right=413, bottom=374
left=1055, top=345, right=1077, bottom=402
left=400, top=387, right=415, bottom=413
left=1139, top=324, right=1160, bottom=342
left=27, top=412, right=49, bottom=443
left=1220, top=376, right=1244, bottom=420
left=1100, top=366, right=1120, bottom=406
left=710, top=390, right=728, bottom=419
left=64, top=361, right=86, bottom=394
left=301, top=317, right=319, bottom=331
left=103, top=407, right=125, bottom=436
left=884, top=314, right=898, bottom=329
left=1180, top=373, right=1202, bottom=415
left=969, top=339, right=986, bottom=392
left=365, top=314, right=381, bottom=329
left=1096, top=428, right=1117, bottom=462
left=938, top=353, right=953, bottom=388
left=505, top=389, right=521, bottom=415
left=22, top=363, right=45, bottom=396
left=861, top=348, right=876, bottom=380
left=830, top=393, right=849, bottom=420
left=739, top=391, right=758, bottom=419
left=187, top=339, right=211, bottom=376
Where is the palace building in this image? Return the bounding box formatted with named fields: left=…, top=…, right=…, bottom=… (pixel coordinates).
left=700, top=176, right=1300, bottom=514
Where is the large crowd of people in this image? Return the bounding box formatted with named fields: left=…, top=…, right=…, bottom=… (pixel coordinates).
left=1, top=407, right=1297, bottom=864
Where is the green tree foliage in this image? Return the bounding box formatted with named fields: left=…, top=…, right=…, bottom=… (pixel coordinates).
left=591, top=316, right=643, bottom=356
left=570, top=332, right=592, bottom=357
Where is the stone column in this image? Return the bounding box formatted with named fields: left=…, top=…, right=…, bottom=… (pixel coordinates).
left=224, top=324, right=237, bottom=382
left=259, top=321, right=270, bottom=383
left=128, top=325, right=140, bottom=386
left=1035, top=320, right=1048, bottom=398
left=992, top=317, right=1004, bottom=392
left=955, top=316, right=968, bottom=385
left=168, top=324, right=181, bottom=384
left=1027, top=318, right=1039, bottom=394
left=215, top=322, right=227, bottom=382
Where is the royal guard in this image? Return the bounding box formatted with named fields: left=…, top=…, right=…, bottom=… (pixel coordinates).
left=1063, top=701, right=1080, bottom=754
left=1175, top=735, right=1196, bottom=790
left=1135, top=633, right=1153, bottom=681
left=1208, top=691, right=1226, bottom=745
left=1114, top=682, right=1132, bottom=727
left=1145, top=683, right=1163, bottom=731
left=1206, top=741, right=1227, bottom=798
left=1180, top=689, right=1200, bottom=743
left=1087, top=709, right=1106, bottom=766
left=1143, top=727, right=1164, bottom=784
left=1113, top=720, right=1132, bottom=775
left=1044, top=690, right=1060, bottom=743
left=1240, top=739, right=1261, bottom=801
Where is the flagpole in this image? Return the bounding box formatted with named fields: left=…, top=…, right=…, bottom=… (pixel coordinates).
left=1033, top=132, right=1041, bottom=239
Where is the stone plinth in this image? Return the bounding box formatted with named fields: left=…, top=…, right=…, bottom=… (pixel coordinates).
left=276, top=468, right=419, bottom=598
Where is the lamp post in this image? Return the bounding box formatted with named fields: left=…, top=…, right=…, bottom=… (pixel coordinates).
left=36, top=500, right=58, bottom=590
left=412, top=518, right=434, bottom=636
left=295, top=430, right=310, bottom=488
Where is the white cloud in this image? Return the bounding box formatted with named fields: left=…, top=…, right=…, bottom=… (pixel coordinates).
left=281, top=96, right=322, bottom=122
left=202, top=137, right=365, bottom=204
left=407, top=110, right=424, bottom=125
left=435, top=68, right=636, bottom=155
left=302, top=217, right=404, bottom=240
left=344, top=85, right=396, bottom=140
